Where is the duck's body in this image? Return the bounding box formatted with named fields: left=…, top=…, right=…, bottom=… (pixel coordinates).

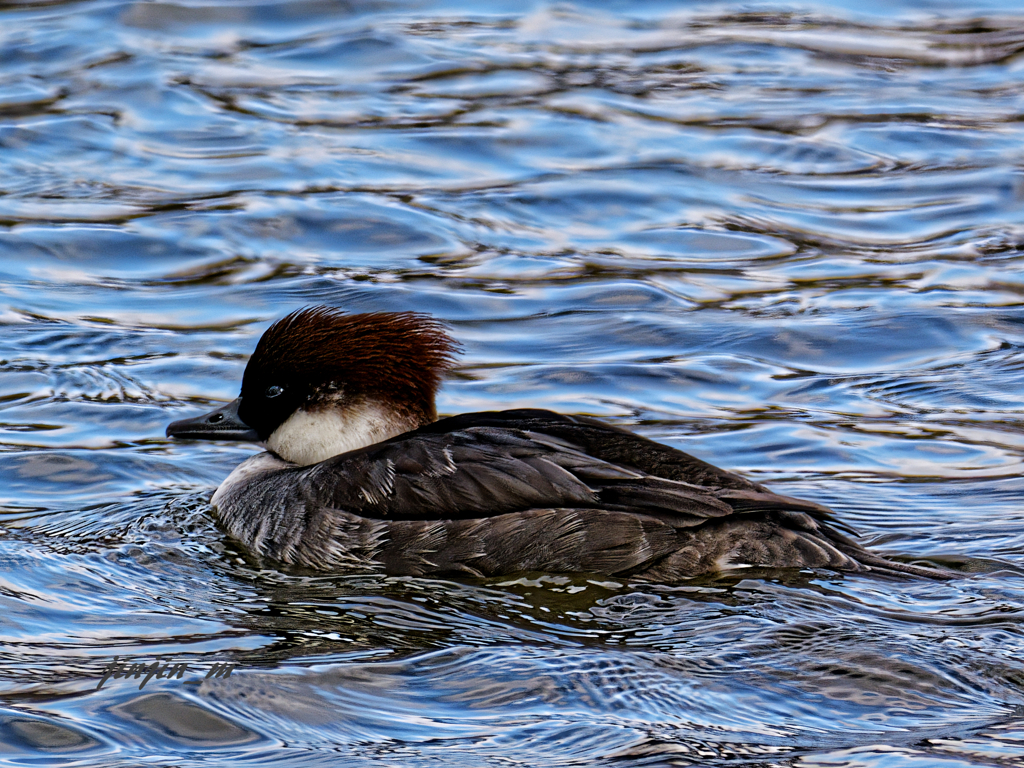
left=168, top=307, right=946, bottom=580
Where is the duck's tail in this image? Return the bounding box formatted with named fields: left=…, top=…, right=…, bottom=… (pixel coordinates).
left=845, top=547, right=956, bottom=579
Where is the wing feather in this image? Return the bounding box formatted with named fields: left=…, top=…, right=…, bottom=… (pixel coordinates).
left=211, top=409, right=951, bottom=578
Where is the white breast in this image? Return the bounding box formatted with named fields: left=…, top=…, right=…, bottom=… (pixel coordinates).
left=212, top=451, right=292, bottom=508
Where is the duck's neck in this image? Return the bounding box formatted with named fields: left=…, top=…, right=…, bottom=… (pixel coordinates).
left=265, top=399, right=423, bottom=466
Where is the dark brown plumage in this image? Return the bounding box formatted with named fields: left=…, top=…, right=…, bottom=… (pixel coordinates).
left=168, top=307, right=952, bottom=582
left=211, top=410, right=949, bottom=581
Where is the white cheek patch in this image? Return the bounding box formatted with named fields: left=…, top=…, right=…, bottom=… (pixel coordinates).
left=266, top=401, right=411, bottom=466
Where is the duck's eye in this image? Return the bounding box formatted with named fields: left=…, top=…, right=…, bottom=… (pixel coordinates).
left=265, top=385, right=284, bottom=399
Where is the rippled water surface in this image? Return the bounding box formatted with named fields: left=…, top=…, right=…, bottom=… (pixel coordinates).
left=3, top=0, right=1024, bottom=764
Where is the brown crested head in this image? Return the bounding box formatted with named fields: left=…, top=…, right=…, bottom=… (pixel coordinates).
left=236, top=307, right=460, bottom=441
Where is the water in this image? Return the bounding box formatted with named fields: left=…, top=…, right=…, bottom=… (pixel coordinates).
left=2, top=0, right=1024, bottom=764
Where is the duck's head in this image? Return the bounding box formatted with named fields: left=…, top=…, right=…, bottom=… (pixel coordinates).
left=166, top=307, right=459, bottom=465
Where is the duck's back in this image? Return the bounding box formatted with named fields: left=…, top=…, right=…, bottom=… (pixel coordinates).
left=212, top=409, right=944, bottom=580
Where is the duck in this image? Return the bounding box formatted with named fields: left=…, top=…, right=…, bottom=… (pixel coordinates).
left=166, top=306, right=948, bottom=580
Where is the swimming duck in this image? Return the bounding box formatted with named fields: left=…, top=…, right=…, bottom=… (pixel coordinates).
left=166, top=306, right=946, bottom=580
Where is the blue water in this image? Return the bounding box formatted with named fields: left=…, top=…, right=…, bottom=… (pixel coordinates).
left=2, top=0, right=1024, bottom=764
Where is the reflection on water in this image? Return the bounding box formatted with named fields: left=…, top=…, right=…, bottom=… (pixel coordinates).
left=2, top=0, right=1024, bottom=765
